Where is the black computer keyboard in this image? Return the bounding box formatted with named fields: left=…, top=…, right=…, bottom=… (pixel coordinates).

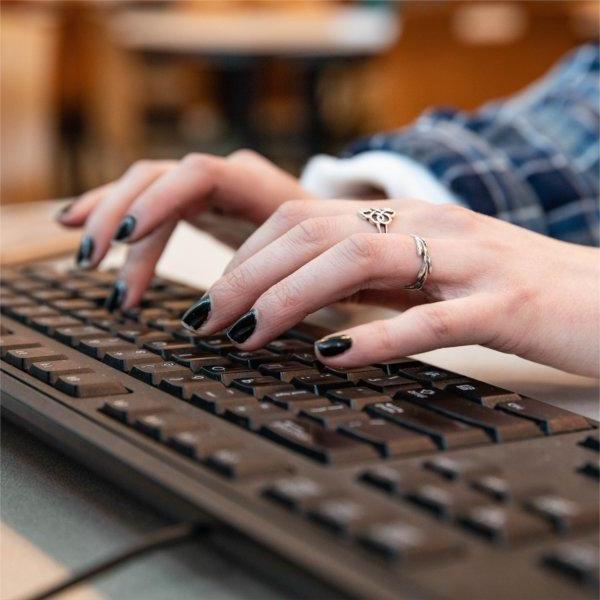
left=1, top=262, right=598, bottom=600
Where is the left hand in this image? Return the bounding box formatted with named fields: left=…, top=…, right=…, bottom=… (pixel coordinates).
left=182, top=198, right=599, bottom=377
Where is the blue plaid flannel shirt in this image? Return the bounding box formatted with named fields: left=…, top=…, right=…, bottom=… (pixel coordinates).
left=345, top=42, right=600, bottom=246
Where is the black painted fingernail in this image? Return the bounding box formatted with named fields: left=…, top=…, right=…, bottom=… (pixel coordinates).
left=104, top=280, right=127, bottom=312
left=76, top=235, right=94, bottom=269
left=55, top=202, right=74, bottom=221
left=315, top=335, right=352, bottom=357
left=113, top=215, right=137, bottom=241
left=227, top=309, right=257, bottom=344
left=181, top=294, right=211, bottom=330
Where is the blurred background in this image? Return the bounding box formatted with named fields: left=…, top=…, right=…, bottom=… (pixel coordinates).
left=1, top=0, right=599, bottom=206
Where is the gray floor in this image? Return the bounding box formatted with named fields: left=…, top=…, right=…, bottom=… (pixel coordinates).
left=1, top=419, right=294, bottom=600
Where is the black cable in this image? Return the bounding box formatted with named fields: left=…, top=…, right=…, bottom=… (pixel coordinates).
left=24, top=521, right=214, bottom=600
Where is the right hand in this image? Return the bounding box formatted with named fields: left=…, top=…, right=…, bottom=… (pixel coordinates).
left=57, top=150, right=313, bottom=310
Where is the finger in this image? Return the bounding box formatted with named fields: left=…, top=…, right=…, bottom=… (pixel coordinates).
left=225, top=234, right=473, bottom=349
left=183, top=214, right=374, bottom=333
left=224, top=198, right=434, bottom=275
left=104, top=219, right=178, bottom=312
left=76, top=160, right=175, bottom=269
left=56, top=182, right=115, bottom=227
left=313, top=294, right=500, bottom=367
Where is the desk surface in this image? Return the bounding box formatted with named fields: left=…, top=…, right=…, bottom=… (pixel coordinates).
left=2, top=222, right=598, bottom=599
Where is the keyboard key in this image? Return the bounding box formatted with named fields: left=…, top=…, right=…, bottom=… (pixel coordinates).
left=292, top=373, right=353, bottom=394
left=358, top=519, right=463, bottom=562
left=496, top=397, right=591, bottom=434
left=130, top=361, right=190, bottom=385
left=261, top=418, right=378, bottom=464
left=266, top=339, right=312, bottom=354
left=123, top=307, right=169, bottom=323
left=290, top=351, right=319, bottom=366
left=581, top=433, right=599, bottom=452
left=52, top=298, right=97, bottom=312
left=359, top=465, right=442, bottom=495
left=10, top=304, right=58, bottom=323
left=459, top=504, right=552, bottom=545
left=5, top=347, right=68, bottom=370
left=543, top=542, right=599, bottom=588
left=101, top=397, right=169, bottom=423
left=0, top=335, right=39, bottom=356
left=201, top=364, right=260, bottom=385
left=373, top=358, right=423, bottom=374
left=263, top=476, right=335, bottom=511
left=423, top=457, right=500, bottom=481
left=265, top=389, right=330, bottom=411
left=326, top=387, right=391, bottom=410
left=30, top=314, right=81, bottom=334
left=29, top=359, right=94, bottom=384
left=231, top=376, right=295, bottom=398
left=54, top=325, right=105, bottom=345
left=117, top=327, right=171, bottom=346
left=406, top=482, right=487, bottom=520
left=227, top=349, right=280, bottom=367
left=258, top=361, right=316, bottom=382
left=224, top=402, right=289, bottom=430
left=134, top=413, right=209, bottom=441
left=104, top=349, right=163, bottom=371
left=323, top=366, right=385, bottom=383
left=360, top=375, right=416, bottom=395
left=578, top=461, right=599, bottom=480
left=299, top=404, right=369, bottom=430
left=196, top=335, right=236, bottom=354
left=205, top=448, right=289, bottom=479
left=168, top=429, right=242, bottom=459
left=159, top=374, right=219, bottom=399
left=1, top=296, right=35, bottom=315
left=399, top=388, right=542, bottom=442
left=147, top=317, right=183, bottom=332
left=191, top=387, right=257, bottom=414
left=143, top=341, right=195, bottom=359
left=470, top=474, right=512, bottom=502
left=367, top=400, right=488, bottom=450
left=523, top=492, right=599, bottom=532
left=308, top=496, right=386, bottom=535
left=30, top=289, right=72, bottom=302
left=340, top=419, right=436, bottom=457
left=78, top=337, right=135, bottom=359
left=170, top=350, right=230, bottom=371
left=445, top=381, right=521, bottom=407
left=56, top=372, right=129, bottom=397
left=398, top=366, right=467, bottom=387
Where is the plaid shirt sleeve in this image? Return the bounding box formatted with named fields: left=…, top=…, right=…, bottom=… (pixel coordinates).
left=344, top=42, right=600, bottom=246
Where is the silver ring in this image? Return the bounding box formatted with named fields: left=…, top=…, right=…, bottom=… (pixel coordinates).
left=404, top=235, right=432, bottom=290
left=358, top=208, right=396, bottom=234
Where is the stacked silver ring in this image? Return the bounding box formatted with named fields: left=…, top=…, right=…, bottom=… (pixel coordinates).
left=403, top=235, right=432, bottom=290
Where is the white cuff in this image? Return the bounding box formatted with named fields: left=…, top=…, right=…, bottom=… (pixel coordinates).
left=300, top=151, right=460, bottom=205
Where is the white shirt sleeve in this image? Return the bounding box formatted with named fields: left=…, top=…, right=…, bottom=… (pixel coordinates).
left=300, top=151, right=461, bottom=205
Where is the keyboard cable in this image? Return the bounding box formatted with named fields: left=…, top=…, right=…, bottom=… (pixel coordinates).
left=24, top=521, right=215, bottom=600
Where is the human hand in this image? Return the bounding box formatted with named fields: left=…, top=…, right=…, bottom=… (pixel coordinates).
left=184, top=198, right=600, bottom=377
left=57, top=150, right=312, bottom=309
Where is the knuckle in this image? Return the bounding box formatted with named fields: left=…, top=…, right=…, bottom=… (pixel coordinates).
left=221, top=267, right=251, bottom=296
left=274, top=200, right=311, bottom=227
left=372, top=320, right=396, bottom=354
left=439, top=204, right=481, bottom=230
left=342, top=233, right=381, bottom=263
left=126, top=159, right=154, bottom=177
left=181, top=152, right=217, bottom=173
left=228, top=148, right=261, bottom=163
left=293, top=217, right=334, bottom=246
left=421, top=304, right=454, bottom=342
left=264, top=278, right=305, bottom=312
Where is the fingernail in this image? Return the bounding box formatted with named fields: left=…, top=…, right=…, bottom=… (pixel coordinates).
left=104, top=280, right=127, bottom=312
left=55, top=202, right=74, bottom=221
left=227, top=309, right=257, bottom=344
left=76, top=235, right=94, bottom=269
left=113, top=215, right=137, bottom=241
left=181, top=294, right=211, bottom=330
left=315, top=335, right=352, bottom=357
